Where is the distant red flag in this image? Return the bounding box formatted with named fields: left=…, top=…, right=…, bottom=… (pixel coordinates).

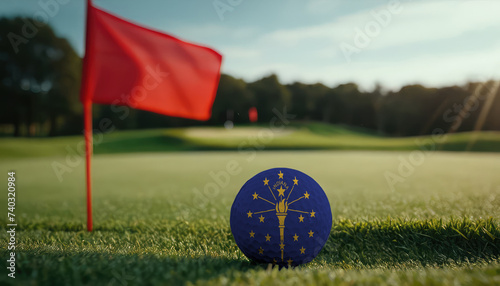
left=80, top=0, right=223, bottom=231
left=81, top=2, right=223, bottom=120
left=248, top=107, right=258, bottom=123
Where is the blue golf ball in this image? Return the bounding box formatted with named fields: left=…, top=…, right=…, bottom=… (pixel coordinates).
left=230, top=168, right=332, bottom=267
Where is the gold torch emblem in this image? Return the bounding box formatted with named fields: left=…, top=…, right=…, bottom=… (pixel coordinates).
left=276, top=198, right=288, bottom=260
left=247, top=170, right=315, bottom=265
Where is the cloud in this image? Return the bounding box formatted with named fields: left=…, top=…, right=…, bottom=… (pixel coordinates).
left=276, top=42, right=500, bottom=90
left=260, top=0, right=500, bottom=51
left=366, top=0, right=500, bottom=50
left=224, top=0, right=500, bottom=89
left=171, top=24, right=257, bottom=43
left=222, top=47, right=261, bottom=60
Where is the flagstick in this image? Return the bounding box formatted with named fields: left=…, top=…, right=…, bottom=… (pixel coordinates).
left=84, top=101, right=93, bottom=231
left=82, top=0, right=94, bottom=232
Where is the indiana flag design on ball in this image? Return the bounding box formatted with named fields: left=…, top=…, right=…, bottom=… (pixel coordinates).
left=230, top=168, right=332, bottom=267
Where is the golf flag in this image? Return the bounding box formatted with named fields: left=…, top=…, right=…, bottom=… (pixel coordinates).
left=81, top=0, right=223, bottom=231
left=248, top=107, right=258, bottom=123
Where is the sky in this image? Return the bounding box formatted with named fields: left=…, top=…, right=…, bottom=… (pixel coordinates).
left=1, top=0, right=500, bottom=91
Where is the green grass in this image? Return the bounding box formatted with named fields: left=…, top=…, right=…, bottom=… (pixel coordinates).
left=0, top=148, right=499, bottom=285
left=1, top=122, right=500, bottom=159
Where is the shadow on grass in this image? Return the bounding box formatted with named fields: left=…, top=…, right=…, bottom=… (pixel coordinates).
left=94, top=134, right=201, bottom=154
left=87, top=132, right=381, bottom=155
left=319, top=217, right=500, bottom=267
left=93, top=133, right=500, bottom=154
left=5, top=218, right=499, bottom=285
left=4, top=250, right=262, bottom=286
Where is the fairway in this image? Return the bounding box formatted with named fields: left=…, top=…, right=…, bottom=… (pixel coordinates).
left=2, top=124, right=500, bottom=159
left=0, top=150, right=499, bottom=285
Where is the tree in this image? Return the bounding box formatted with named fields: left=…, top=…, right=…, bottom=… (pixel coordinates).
left=378, top=85, right=438, bottom=136
left=0, top=17, right=81, bottom=136
left=247, top=74, right=290, bottom=122
left=211, top=74, right=254, bottom=124
left=319, top=83, right=379, bottom=130
left=287, top=82, right=329, bottom=121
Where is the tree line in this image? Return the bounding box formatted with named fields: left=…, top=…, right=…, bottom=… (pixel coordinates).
left=212, top=74, right=500, bottom=136
left=1, top=17, right=500, bottom=137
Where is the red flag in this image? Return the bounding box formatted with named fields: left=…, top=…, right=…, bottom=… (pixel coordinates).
left=80, top=0, right=223, bottom=231
left=248, top=107, right=258, bottom=123
left=81, top=2, right=223, bottom=120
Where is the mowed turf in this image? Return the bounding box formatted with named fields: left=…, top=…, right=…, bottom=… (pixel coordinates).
left=0, top=148, right=499, bottom=285
left=2, top=123, right=500, bottom=159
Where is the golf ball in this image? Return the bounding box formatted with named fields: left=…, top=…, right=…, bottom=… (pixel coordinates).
left=230, top=168, right=332, bottom=267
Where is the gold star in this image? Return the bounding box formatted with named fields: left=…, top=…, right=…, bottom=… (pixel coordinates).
left=310, top=210, right=316, bottom=218
left=300, top=247, right=305, bottom=254
left=277, top=186, right=286, bottom=197
left=287, top=258, right=293, bottom=265
left=298, top=215, right=304, bottom=222
left=249, top=230, right=255, bottom=238
left=247, top=211, right=252, bottom=218
left=265, top=233, right=271, bottom=241
left=263, top=178, right=269, bottom=185
left=293, top=233, right=299, bottom=241
left=279, top=242, right=285, bottom=249
left=293, top=177, right=298, bottom=185
left=304, top=191, right=310, bottom=199
left=308, top=230, right=314, bottom=237
left=258, top=247, right=264, bottom=255
left=278, top=171, right=283, bottom=179
left=252, top=192, right=258, bottom=200
left=259, top=215, right=265, bottom=223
